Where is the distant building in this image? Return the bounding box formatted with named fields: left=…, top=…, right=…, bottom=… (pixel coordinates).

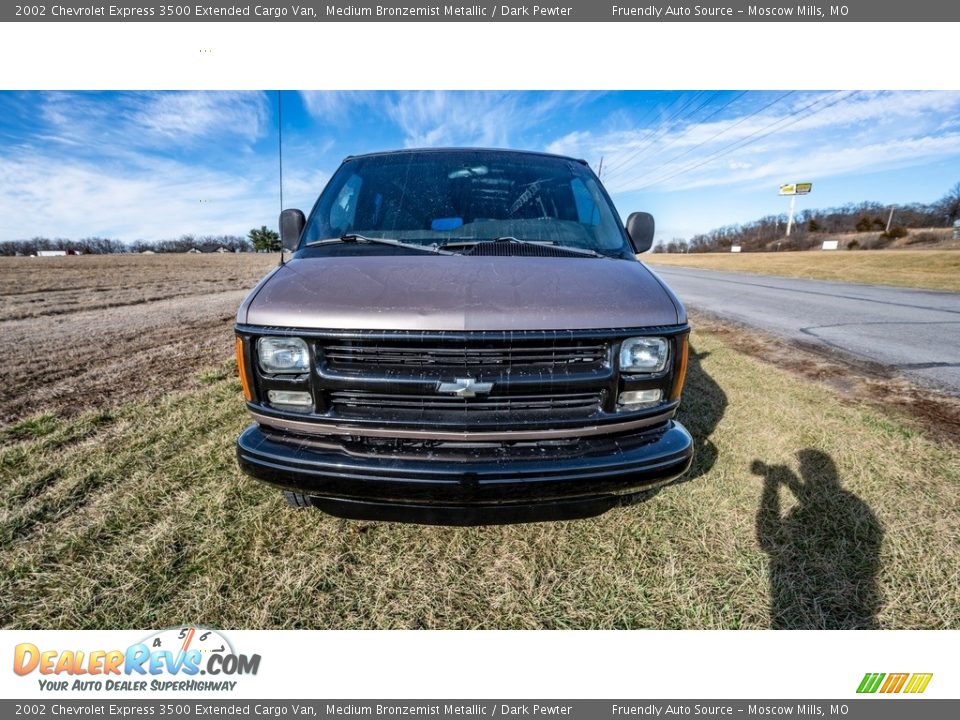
left=187, top=248, right=202, bottom=253
left=37, top=250, right=68, bottom=257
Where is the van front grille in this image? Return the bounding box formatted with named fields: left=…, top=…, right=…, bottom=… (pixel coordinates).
left=329, top=389, right=604, bottom=417
left=321, top=339, right=609, bottom=371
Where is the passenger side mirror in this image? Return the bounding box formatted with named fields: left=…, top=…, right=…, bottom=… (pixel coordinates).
left=625, top=212, right=655, bottom=254
left=280, top=209, right=306, bottom=252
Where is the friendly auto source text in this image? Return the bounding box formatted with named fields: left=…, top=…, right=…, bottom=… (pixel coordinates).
left=611, top=5, right=838, bottom=17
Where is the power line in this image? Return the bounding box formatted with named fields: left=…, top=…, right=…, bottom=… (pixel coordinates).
left=601, top=91, right=712, bottom=177
left=602, top=91, right=711, bottom=177
left=592, top=92, right=676, bottom=180
left=612, top=90, right=795, bottom=188
left=633, top=90, right=857, bottom=191
left=603, top=90, right=750, bottom=183
left=602, top=91, right=724, bottom=180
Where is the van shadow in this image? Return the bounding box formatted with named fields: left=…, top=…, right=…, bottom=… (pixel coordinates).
left=674, top=346, right=727, bottom=482
left=619, top=345, right=726, bottom=510
left=752, top=449, right=884, bottom=629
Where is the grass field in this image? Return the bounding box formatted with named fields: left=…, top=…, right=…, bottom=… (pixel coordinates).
left=0, top=255, right=957, bottom=629
left=644, top=249, right=960, bottom=292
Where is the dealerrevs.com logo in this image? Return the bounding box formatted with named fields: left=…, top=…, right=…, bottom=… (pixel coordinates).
left=13, top=627, right=261, bottom=693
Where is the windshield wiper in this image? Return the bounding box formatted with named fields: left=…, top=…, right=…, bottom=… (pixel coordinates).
left=439, top=236, right=605, bottom=258
left=305, top=234, right=457, bottom=255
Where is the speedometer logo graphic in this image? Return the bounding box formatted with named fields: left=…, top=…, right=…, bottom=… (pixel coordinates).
left=140, top=626, right=234, bottom=669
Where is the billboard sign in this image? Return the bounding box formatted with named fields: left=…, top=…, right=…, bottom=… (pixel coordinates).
left=779, top=182, right=813, bottom=195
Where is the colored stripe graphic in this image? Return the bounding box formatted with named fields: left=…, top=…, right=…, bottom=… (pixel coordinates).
left=880, top=673, right=909, bottom=693
left=857, top=673, right=885, bottom=693
left=904, top=673, right=933, bottom=694
left=857, top=672, right=932, bottom=694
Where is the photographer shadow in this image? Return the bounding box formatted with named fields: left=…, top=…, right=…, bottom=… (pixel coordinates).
left=752, top=449, right=883, bottom=629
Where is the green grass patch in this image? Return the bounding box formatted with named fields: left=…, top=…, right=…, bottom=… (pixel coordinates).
left=3, top=414, right=60, bottom=442
left=1, top=344, right=957, bottom=629
left=197, top=368, right=230, bottom=385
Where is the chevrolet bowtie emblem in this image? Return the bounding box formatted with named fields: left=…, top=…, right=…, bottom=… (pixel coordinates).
left=437, top=377, right=494, bottom=398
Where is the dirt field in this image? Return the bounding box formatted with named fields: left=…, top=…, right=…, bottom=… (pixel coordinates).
left=644, top=248, right=960, bottom=292
left=1, top=254, right=958, bottom=629
left=0, top=254, right=276, bottom=424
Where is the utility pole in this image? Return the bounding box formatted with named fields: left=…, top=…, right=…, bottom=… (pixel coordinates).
left=597, top=156, right=604, bottom=179
left=779, top=182, right=812, bottom=238
left=885, top=206, right=896, bottom=233
left=785, top=195, right=797, bottom=237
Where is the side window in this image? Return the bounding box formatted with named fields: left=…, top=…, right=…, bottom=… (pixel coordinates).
left=571, top=178, right=601, bottom=226
left=328, top=174, right=362, bottom=232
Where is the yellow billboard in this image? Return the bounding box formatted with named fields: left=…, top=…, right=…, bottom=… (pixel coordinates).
left=779, top=183, right=813, bottom=195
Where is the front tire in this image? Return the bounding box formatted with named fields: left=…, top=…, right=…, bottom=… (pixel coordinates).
left=283, top=491, right=312, bottom=508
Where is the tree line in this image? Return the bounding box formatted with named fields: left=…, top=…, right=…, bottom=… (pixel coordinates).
left=0, top=227, right=281, bottom=257
left=655, top=181, right=960, bottom=253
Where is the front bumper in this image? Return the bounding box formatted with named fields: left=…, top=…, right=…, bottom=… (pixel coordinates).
left=236, top=419, right=694, bottom=524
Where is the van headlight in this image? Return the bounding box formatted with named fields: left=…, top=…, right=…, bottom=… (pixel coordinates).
left=257, top=337, right=310, bottom=374
left=619, top=337, right=669, bottom=373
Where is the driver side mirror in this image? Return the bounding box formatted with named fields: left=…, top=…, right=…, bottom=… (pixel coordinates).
left=279, top=208, right=305, bottom=252
left=625, top=212, right=655, bottom=254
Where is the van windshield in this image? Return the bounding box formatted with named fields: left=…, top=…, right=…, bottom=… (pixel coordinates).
left=299, top=150, right=634, bottom=258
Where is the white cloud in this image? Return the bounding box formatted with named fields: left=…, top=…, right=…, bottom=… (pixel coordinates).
left=695, top=132, right=960, bottom=193
left=298, top=91, right=377, bottom=123
left=382, top=90, right=600, bottom=149
left=545, top=130, right=591, bottom=157
left=281, top=168, right=331, bottom=210
left=384, top=91, right=517, bottom=148
left=0, top=151, right=276, bottom=241
left=552, top=91, right=960, bottom=194
left=39, top=91, right=270, bottom=151
left=133, top=92, right=269, bottom=144
left=0, top=92, right=277, bottom=241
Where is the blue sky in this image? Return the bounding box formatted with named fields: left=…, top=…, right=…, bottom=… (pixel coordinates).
left=1, top=90, right=958, bottom=244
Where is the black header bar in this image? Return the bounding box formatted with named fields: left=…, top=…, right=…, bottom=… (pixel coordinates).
left=5, top=1, right=959, bottom=22
left=0, top=700, right=958, bottom=719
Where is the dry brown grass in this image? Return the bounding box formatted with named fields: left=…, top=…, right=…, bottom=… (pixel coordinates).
left=1, top=329, right=957, bottom=629
left=0, top=254, right=276, bottom=424
left=0, top=253, right=275, bottom=321
left=644, top=249, right=960, bottom=292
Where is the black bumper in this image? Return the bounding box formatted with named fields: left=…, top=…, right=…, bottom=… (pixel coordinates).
left=236, top=420, right=693, bottom=525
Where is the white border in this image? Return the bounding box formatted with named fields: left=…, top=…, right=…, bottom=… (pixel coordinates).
left=2, top=630, right=954, bottom=699
left=1, top=15, right=957, bottom=703
left=1, top=22, right=958, bottom=90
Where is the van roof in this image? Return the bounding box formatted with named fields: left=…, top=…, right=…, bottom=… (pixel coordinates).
left=343, top=147, right=590, bottom=166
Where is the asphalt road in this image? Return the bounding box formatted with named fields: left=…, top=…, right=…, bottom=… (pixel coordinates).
left=650, top=266, right=960, bottom=395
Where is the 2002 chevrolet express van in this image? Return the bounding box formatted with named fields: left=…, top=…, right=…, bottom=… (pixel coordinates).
left=235, top=148, right=693, bottom=524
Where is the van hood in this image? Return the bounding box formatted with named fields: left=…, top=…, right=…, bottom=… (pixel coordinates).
left=238, top=255, right=684, bottom=331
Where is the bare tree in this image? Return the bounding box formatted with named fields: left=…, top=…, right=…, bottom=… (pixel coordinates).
left=939, top=181, right=960, bottom=224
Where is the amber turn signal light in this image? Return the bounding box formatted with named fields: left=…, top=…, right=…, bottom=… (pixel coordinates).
left=670, top=334, right=689, bottom=401
left=235, top=336, right=253, bottom=401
